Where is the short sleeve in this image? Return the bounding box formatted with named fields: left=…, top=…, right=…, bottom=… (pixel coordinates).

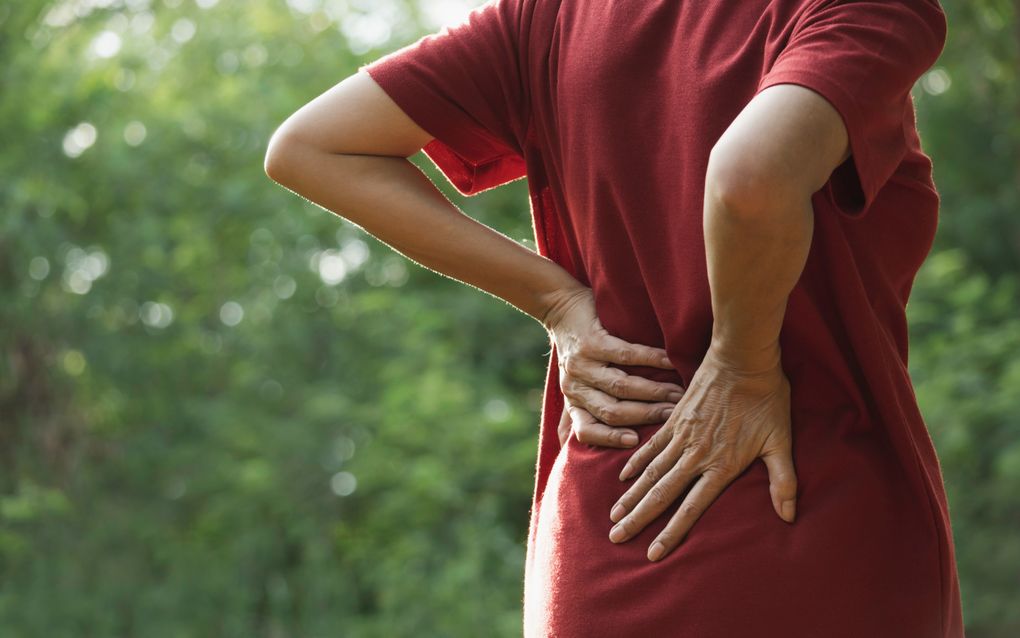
left=755, top=0, right=948, bottom=218
left=359, top=0, right=530, bottom=197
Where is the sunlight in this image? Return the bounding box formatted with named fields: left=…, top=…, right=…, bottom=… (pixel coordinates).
left=419, top=0, right=478, bottom=30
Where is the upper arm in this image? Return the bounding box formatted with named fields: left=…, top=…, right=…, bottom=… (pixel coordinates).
left=266, top=70, right=435, bottom=164
left=708, top=0, right=947, bottom=219
left=707, top=82, right=851, bottom=212
left=267, top=0, right=532, bottom=197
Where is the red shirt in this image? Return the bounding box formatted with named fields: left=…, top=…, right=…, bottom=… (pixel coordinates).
left=363, top=1, right=961, bottom=635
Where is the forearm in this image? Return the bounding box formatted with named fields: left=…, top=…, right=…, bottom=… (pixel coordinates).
left=269, top=145, right=583, bottom=326
left=703, top=183, right=814, bottom=370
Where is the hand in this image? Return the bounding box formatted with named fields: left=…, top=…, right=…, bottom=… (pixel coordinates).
left=541, top=285, right=687, bottom=449
left=607, top=343, right=798, bottom=561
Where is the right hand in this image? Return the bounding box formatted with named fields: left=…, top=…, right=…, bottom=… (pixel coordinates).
left=540, top=286, right=686, bottom=449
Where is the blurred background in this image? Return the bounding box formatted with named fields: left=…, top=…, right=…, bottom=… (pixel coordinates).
left=0, top=0, right=1016, bottom=636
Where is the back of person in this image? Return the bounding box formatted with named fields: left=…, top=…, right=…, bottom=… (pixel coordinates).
left=359, top=0, right=962, bottom=635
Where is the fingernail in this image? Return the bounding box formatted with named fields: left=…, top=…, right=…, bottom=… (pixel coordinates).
left=647, top=541, right=665, bottom=561
left=609, top=524, right=626, bottom=543
left=660, top=408, right=673, bottom=420
left=619, top=465, right=632, bottom=481
left=610, top=502, right=626, bottom=522
left=621, top=432, right=638, bottom=446
left=781, top=500, right=796, bottom=523
left=668, top=391, right=685, bottom=402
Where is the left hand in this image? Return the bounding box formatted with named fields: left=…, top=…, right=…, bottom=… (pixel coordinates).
left=606, top=343, right=799, bottom=561
left=543, top=285, right=686, bottom=449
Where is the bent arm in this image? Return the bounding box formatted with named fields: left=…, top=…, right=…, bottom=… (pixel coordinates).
left=703, top=83, right=851, bottom=370
left=264, top=71, right=583, bottom=327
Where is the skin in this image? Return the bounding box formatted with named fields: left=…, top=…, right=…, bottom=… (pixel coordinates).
left=609, top=83, right=852, bottom=560
left=542, top=285, right=687, bottom=449
left=265, top=72, right=852, bottom=563
left=264, top=71, right=685, bottom=442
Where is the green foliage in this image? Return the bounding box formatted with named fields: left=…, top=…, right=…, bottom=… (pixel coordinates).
left=923, top=0, right=1020, bottom=272
left=0, top=0, right=1016, bottom=636
left=909, top=249, right=1020, bottom=636
left=1, top=1, right=541, bottom=635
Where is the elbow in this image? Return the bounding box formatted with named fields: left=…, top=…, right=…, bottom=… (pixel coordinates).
left=264, top=127, right=304, bottom=185
left=705, top=143, right=807, bottom=221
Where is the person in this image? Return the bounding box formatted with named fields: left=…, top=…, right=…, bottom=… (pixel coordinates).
left=263, top=0, right=964, bottom=635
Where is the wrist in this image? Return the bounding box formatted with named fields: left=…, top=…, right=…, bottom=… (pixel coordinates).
left=537, top=285, right=589, bottom=333
left=705, top=338, right=781, bottom=374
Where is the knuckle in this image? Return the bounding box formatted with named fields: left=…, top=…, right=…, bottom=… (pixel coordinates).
left=647, top=483, right=672, bottom=507
left=712, top=459, right=739, bottom=477
left=772, top=474, right=798, bottom=495
left=656, top=422, right=678, bottom=442
left=679, top=407, right=701, bottom=423
left=684, top=444, right=707, bottom=462
left=623, top=453, right=644, bottom=474
left=560, top=380, right=579, bottom=398
left=607, top=375, right=627, bottom=397
left=771, top=460, right=795, bottom=479
left=701, top=467, right=725, bottom=486
left=562, top=355, right=583, bottom=376
left=595, top=403, right=617, bottom=424
left=679, top=501, right=699, bottom=519
left=642, top=463, right=662, bottom=484
left=599, top=340, right=616, bottom=361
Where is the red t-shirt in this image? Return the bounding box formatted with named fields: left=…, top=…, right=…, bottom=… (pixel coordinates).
left=362, top=1, right=961, bottom=636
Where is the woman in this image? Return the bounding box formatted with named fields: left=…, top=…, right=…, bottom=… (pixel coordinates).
left=264, top=0, right=963, bottom=636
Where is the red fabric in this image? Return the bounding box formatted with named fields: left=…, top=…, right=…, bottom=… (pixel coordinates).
left=361, top=1, right=962, bottom=636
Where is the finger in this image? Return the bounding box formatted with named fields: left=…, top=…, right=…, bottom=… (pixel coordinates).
left=561, top=351, right=685, bottom=404
left=646, top=469, right=731, bottom=561
left=618, top=420, right=676, bottom=481
left=760, top=433, right=798, bottom=523
left=568, top=405, right=639, bottom=448
left=609, top=442, right=699, bottom=544
left=557, top=403, right=571, bottom=448
left=591, top=334, right=676, bottom=370
left=572, top=384, right=676, bottom=427
left=609, top=439, right=694, bottom=538
left=588, top=365, right=687, bottom=403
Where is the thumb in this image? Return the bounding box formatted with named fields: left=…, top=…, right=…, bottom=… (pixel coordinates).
left=761, top=439, right=798, bottom=523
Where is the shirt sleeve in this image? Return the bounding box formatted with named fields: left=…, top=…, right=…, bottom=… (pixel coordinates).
left=359, top=0, right=530, bottom=197
left=755, top=0, right=948, bottom=218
